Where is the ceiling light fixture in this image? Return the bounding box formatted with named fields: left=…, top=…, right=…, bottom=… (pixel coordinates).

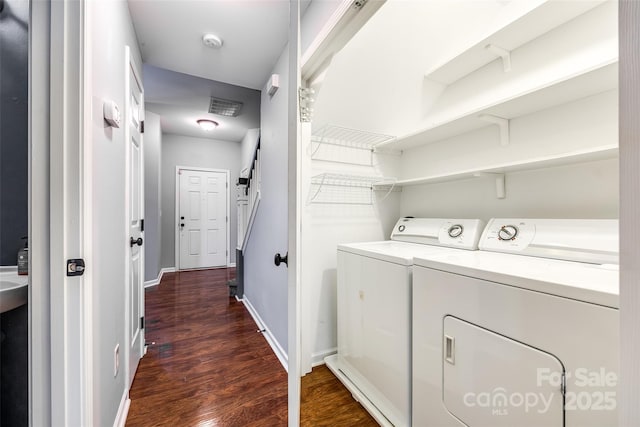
left=197, top=119, right=219, bottom=131
left=202, top=34, right=223, bottom=49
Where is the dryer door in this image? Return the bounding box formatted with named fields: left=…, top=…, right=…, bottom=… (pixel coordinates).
left=443, top=316, right=564, bottom=427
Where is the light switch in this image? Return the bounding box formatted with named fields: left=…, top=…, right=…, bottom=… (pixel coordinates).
left=103, top=99, right=121, bottom=128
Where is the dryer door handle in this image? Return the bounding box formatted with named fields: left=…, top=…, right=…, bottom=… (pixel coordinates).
left=445, top=335, right=455, bottom=365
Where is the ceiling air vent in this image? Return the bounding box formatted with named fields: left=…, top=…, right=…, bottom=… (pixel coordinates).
left=208, top=97, right=243, bottom=117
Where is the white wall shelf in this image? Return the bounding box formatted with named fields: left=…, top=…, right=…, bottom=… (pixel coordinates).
left=308, top=173, right=397, bottom=205
left=382, top=61, right=618, bottom=152
left=381, top=145, right=617, bottom=191
left=424, top=0, right=606, bottom=85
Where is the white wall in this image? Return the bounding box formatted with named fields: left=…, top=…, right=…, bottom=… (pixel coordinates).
left=88, top=0, right=141, bottom=424
left=144, top=111, right=162, bottom=282
left=160, top=134, right=241, bottom=268
left=243, top=47, right=290, bottom=356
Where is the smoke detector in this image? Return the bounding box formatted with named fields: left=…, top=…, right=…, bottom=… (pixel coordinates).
left=202, top=34, right=223, bottom=49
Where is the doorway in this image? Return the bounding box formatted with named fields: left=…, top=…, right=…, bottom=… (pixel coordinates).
left=175, top=167, right=230, bottom=270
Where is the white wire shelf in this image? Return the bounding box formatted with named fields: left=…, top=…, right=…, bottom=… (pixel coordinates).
left=310, top=125, right=397, bottom=165
left=311, top=125, right=395, bottom=150
left=308, top=173, right=398, bottom=205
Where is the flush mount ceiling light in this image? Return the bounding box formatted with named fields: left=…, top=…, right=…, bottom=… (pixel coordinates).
left=202, top=33, right=223, bottom=49
left=197, top=119, right=219, bottom=131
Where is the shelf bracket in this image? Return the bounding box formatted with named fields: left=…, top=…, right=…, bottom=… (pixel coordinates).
left=473, top=172, right=506, bottom=199
left=479, top=114, right=510, bottom=146
left=484, top=43, right=512, bottom=73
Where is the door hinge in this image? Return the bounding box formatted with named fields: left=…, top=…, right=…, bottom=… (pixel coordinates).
left=140, top=218, right=145, bottom=232
left=140, top=316, right=145, bottom=329
left=299, top=87, right=315, bottom=123
left=140, top=120, right=145, bottom=133
left=67, top=259, right=86, bottom=277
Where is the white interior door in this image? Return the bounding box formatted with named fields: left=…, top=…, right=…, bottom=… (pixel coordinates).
left=179, top=169, right=228, bottom=269
left=127, top=49, right=145, bottom=387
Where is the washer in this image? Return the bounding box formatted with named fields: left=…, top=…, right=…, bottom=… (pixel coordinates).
left=326, top=217, right=486, bottom=427
left=412, top=219, right=619, bottom=427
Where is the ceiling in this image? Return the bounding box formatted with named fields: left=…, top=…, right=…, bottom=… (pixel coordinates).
left=143, top=64, right=261, bottom=142
left=128, top=0, right=310, bottom=142
left=128, top=0, right=292, bottom=91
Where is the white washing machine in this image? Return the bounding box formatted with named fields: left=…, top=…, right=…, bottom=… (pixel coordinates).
left=326, top=217, right=486, bottom=427
left=412, top=218, right=619, bottom=427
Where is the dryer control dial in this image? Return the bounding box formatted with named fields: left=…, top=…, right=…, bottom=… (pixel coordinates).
left=498, top=225, right=519, bottom=241
left=447, top=224, right=464, bottom=238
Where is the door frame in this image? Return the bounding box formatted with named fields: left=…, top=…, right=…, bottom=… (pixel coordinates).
left=32, top=0, right=93, bottom=424
left=123, top=45, right=145, bottom=388
left=174, top=166, right=231, bottom=270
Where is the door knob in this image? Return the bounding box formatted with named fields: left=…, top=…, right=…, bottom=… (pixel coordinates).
left=130, top=237, right=143, bottom=247
left=274, top=252, right=288, bottom=267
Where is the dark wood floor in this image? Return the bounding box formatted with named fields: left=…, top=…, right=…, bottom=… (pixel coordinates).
left=126, top=268, right=376, bottom=427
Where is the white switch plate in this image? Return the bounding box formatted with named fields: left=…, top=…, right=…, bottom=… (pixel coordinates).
left=103, top=99, right=121, bottom=128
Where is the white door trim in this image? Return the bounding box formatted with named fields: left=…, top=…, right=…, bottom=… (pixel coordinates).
left=47, top=0, right=91, bottom=425
left=288, top=1, right=301, bottom=425
left=174, top=166, right=231, bottom=270
left=124, top=44, right=145, bottom=392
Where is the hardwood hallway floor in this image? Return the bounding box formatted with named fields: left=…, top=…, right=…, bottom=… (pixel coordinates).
left=126, top=268, right=376, bottom=427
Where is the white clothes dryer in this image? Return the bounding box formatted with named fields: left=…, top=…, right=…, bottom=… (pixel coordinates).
left=326, top=217, right=485, bottom=427
left=412, top=218, right=619, bottom=427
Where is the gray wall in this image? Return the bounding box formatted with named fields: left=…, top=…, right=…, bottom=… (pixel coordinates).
left=243, top=46, right=290, bottom=354
left=160, top=134, right=241, bottom=269
left=88, top=0, right=142, bottom=424
left=143, top=111, right=162, bottom=282
left=0, top=0, right=28, bottom=265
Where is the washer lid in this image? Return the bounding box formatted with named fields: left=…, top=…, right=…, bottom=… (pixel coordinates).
left=479, top=219, right=618, bottom=264
left=338, top=241, right=459, bottom=265
left=413, top=250, right=619, bottom=308
left=390, top=218, right=485, bottom=250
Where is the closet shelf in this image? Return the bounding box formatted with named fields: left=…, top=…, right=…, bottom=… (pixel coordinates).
left=309, top=173, right=397, bottom=205
left=311, top=173, right=396, bottom=188
left=379, top=144, right=617, bottom=188
left=381, top=60, right=618, bottom=152
left=424, top=0, right=606, bottom=85
left=311, top=125, right=395, bottom=151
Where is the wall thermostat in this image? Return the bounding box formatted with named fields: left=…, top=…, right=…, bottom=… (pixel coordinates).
left=103, top=99, right=121, bottom=128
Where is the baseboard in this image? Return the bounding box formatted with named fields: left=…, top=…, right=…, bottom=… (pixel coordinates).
left=144, top=267, right=175, bottom=288
left=312, top=347, right=337, bottom=367
left=242, top=296, right=288, bottom=372
left=227, top=262, right=236, bottom=268
left=113, top=390, right=130, bottom=427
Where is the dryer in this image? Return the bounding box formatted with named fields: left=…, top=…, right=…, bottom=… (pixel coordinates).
left=412, top=219, right=619, bottom=427
left=326, top=217, right=486, bottom=427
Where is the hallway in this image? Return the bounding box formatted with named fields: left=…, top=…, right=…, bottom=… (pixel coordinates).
left=126, top=269, right=288, bottom=426
left=125, top=268, right=376, bottom=426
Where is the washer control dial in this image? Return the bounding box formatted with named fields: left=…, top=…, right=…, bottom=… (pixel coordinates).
left=398, top=225, right=406, bottom=232
left=447, top=224, right=464, bottom=238
left=498, top=225, right=518, bottom=241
